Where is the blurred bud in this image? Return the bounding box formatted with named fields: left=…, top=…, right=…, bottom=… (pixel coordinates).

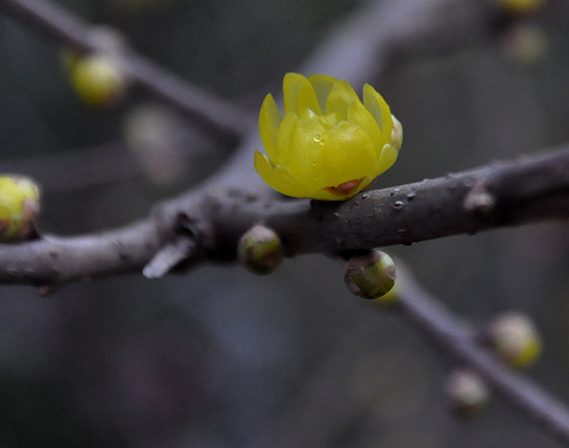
left=446, top=369, right=490, bottom=421
left=71, top=54, right=127, bottom=108
left=238, top=225, right=283, bottom=275
left=391, top=115, right=403, bottom=153
left=0, top=175, right=40, bottom=242
left=344, top=250, right=396, bottom=300
left=486, top=312, right=541, bottom=368
left=497, top=0, right=545, bottom=15
left=503, top=23, right=547, bottom=66
left=123, top=105, right=190, bottom=187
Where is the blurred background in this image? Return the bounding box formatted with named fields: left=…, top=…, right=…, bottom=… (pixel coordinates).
left=2, top=0, right=569, bottom=446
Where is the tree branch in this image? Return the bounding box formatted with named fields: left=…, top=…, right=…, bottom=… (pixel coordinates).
left=0, top=0, right=255, bottom=146
left=203, top=146, right=569, bottom=258
left=0, top=145, right=566, bottom=287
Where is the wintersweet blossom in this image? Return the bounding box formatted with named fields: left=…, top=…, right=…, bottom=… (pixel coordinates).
left=254, top=73, right=402, bottom=201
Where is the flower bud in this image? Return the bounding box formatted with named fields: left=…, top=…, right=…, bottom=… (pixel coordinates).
left=71, top=54, right=127, bottom=108
left=446, top=370, right=490, bottom=421
left=238, top=225, right=283, bottom=275
left=0, top=175, right=40, bottom=242
left=344, top=250, right=396, bottom=300
left=497, top=0, right=545, bottom=15
left=503, top=23, right=547, bottom=66
left=486, top=312, right=541, bottom=368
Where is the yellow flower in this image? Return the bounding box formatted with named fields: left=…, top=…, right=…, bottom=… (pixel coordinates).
left=254, top=73, right=402, bottom=201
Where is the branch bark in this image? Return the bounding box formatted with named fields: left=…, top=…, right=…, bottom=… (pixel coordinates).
left=0, top=146, right=567, bottom=287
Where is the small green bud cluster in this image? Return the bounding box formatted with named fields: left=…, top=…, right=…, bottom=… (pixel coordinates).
left=0, top=175, right=41, bottom=242
left=238, top=225, right=283, bottom=275
left=344, top=250, right=396, bottom=301
left=446, top=369, right=490, bottom=421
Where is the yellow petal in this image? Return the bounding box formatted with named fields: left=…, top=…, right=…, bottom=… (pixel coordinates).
left=373, top=144, right=399, bottom=177
left=287, top=119, right=327, bottom=189
left=258, top=94, right=283, bottom=163
left=363, top=84, right=393, bottom=138
left=307, top=74, right=337, bottom=113
left=283, top=73, right=321, bottom=116
left=325, top=80, right=359, bottom=121
left=254, top=151, right=312, bottom=198
left=276, top=111, right=298, bottom=170
left=310, top=189, right=348, bottom=201
left=319, top=121, right=377, bottom=188
left=347, top=100, right=384, bottom=155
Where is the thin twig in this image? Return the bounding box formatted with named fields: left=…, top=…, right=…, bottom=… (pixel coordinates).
left=397, top=266, right=569, bottom=445
left=0, top=0, right=255, bottom=146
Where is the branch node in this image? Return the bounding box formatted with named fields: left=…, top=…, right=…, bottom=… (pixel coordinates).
left=464, top=182, right=496, bottom=215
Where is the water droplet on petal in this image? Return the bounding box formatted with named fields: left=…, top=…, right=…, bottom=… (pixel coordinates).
left=313, top=133, right=326, bottom=145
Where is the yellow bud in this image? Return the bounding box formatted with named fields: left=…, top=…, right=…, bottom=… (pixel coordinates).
left=71, top=54, right=127, bottom=108
left=0, top=175, right=40, bottom=242
left=487, top=312, right=541, bottom=368
left=238, top=225, right=283, bottom=275
left=446, top=370, right=490, bottom=421
left=344, top=250, right=396, bottom=300
left=497, top=0, right=545, bottom=15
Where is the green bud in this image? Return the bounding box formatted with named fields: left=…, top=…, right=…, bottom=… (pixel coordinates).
left=71, top=54, right=127, bottom=108
left=344, top=250, right=396, bottom=299
left=238, top=224, right=283, bottom=275
left=487, top=312, right=541, bottom=368
left=446, top=370, right=490, bottom=421
left=0, top=175, right=40, bottom=242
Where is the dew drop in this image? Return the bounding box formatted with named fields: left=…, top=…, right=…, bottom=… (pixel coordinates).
left=313, top=133, right=326, bottom=145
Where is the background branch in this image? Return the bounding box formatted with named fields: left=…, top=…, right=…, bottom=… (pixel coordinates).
left=397, top=266, right=569, bottom=445
left=0, top=0, right=255, bottom=146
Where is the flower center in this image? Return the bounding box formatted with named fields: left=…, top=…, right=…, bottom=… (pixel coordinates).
left=324, top=178, right=364, bottom=196
left=302, top=109, right=340, bottom=130
left=323, top=178, right=376, bottom=197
